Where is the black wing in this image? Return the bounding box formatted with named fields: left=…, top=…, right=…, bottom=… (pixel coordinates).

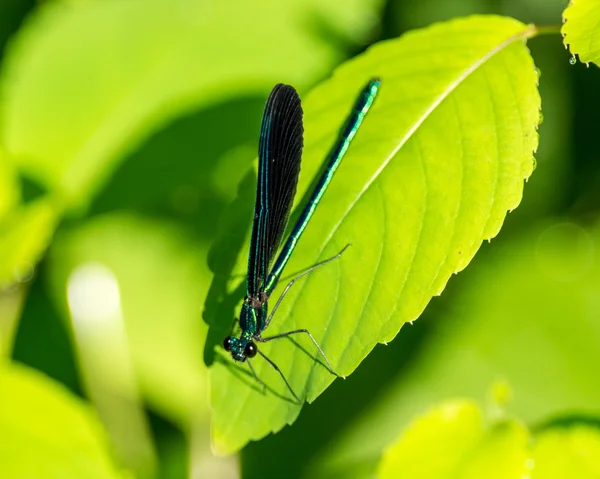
left=247, top=84, right=303, bottom=297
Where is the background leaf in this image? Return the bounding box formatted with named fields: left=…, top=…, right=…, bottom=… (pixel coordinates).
left=378, top=400, right=529, bottom=479
left=378, top=401, right=486, bottom=478
left=562, top=0, right=600, bottom=66
left=0, top=362, right=123, bottom=479
left=0, top=198, right=60, bottom=289
left=0, top=147, right=19, bottom=221
left=0, top=0, right=383, bottom=209
left=0, top=148, right=58, bottom=291
left=47, top=213, right=212, bottom=428
left=532, top=423, right=600, bottom=478
left=209, top=15, right=541, bottom=453
left=377, top=399, right=600, bottom=478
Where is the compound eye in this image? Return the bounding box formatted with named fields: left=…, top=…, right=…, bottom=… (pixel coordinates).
left=223, top=336, right=233, bottom=352
left=244, top=342, right=257, bottom=358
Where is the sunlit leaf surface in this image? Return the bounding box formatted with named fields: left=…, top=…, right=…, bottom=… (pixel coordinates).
left=0, top=198, right=59, bottom=288
left=378, top=400, right=529, bottom=479
left=378, top=399, right=600, bottom=478
left=0, top=362, right=123, bottom=479
left=562, top=0, right=600, bottom=66
left=532, top=424, right=600, bottom=478
left=210, top=15, right=541, bottom=453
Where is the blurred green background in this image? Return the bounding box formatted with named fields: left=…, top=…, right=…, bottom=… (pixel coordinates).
left=1, top=0, right=599, bottom=478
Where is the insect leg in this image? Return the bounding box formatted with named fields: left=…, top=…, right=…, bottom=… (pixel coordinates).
left=247, top=360, right=266, bottom=394
left=256, top=348, right=300, bottom=404
left=265, top=244, right=350, bottom=329
left=258, top=329, right=339, bottom=377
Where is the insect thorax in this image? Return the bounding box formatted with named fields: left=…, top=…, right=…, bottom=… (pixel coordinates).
left=240, top=296, right=268, bottom=335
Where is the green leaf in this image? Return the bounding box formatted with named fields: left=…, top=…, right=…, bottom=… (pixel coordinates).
left=532, top=424, right=600, bottom=478
left=0, top=362, right=123, bottom=479
left=0, top=149, right=59, bottom=296
left=378, top=400, right=529, bottom=479
left=0, top=0, right=381, bottom=208
left=0, top=198, right=60, bottom=289
left=0, top=286, right=26, bottom=359
left=378, top=400, right=485, bottom=477
left=460, top=421, right=529, bottom=479
left=46, top=214, right=212, bottom=427
left=209, top=15, right=541, bottom=453
left=562, top=0, right=600, bottom=66
left=377, top=400, right=600, bottom=478
left=0, top=147, right=19, bottom=221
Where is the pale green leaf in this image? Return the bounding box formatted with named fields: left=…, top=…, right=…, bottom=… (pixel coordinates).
left=378, top=400, right=485, bottom=478
left=459, top=421, right=529, bottom=479
left=0, top=362, right=123, bottom=479
left=46, top=214, right=212, bottom=427
left=0, top=147, right=19, bottom=221
left=532, top=424, right=600, bottom=478
left=0, top=198, right=60, bottom=289
left=562, top=0, right=600, bottom=65
left=0, top=0, right=382, bottom=208
left=378, top=400, right=529, bottom=479
left=210, top=15, right=540, bottom=453
left=0, top=149, right=57, bottom=294
left=377, top=399, right=600, bottom=479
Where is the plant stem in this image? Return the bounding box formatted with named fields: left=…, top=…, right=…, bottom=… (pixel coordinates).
left=531, top=25, right=562, bottom=37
